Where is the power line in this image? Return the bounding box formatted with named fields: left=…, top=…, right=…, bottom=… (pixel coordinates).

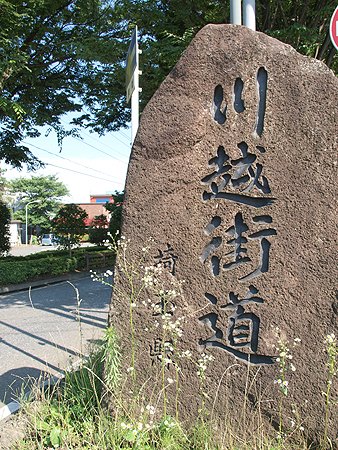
left=23, top=141, right=122, bottom=181
left=78, top=124, right=131, bottom=149
left=45, top=162, right=125, bottom=185
left=59, top=118, right=131, bottom=155
left=77, top=129, right=131, bottom=156
left=119, top=129, right=131, bottom=141
left=71, top=136, right=128, bottom=164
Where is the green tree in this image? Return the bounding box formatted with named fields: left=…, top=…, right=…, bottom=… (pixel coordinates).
left=0, top=169, right=8, bottom=200
left=1, top=1, right=336, bottom=170
left=9, top=175, right=69, bottom=233
left=52, top=203, right=88, bottom=255
left=112, top=0, right=337, bottom=118
left=0, top=0, right=129, bottom=170
left=105, top=190, right=124, bottom=239
left=0, top=201, right=11, bottom=255
left=88, top=214, right=109, bottom=245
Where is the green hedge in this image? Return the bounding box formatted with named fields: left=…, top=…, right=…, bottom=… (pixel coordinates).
left=0, top=246, right=111, bottom=263
left=0, top=249, right=115, bottom=286
left=0, top=256, right=77, bottom=285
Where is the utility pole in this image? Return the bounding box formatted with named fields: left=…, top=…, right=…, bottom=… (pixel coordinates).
left=25, top=199, right=40, bottom=245
left=126, top=26, right=142, bottom=144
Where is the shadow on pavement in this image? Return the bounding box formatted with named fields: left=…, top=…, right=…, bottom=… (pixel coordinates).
left=0, top=322, right=79, bottom=357
left=0, top=367, right=59, bottom=405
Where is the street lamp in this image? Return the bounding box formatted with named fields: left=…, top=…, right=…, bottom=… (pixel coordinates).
left=25, top=199, right=40, bottom=246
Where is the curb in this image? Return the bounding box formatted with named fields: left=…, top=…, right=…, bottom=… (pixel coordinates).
left=0, top=400, right=20, bottom=422
left=0, top=270, right=98, bottom=295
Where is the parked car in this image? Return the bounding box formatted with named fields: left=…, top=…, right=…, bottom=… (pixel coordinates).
left=41, top=234, right=58, bottom=246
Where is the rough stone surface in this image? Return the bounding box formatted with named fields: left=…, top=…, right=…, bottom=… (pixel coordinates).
left=109, top=24, right=337, bottom=442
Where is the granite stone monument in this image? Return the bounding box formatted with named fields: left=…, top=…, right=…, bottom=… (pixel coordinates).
left=109, top=24, right=337, bottom=442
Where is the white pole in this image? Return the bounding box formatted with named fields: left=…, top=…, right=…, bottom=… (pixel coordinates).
left=243, top=0, right=256, bottom=30
left=230, top=0, right=242, bottom=25
left=25, top=204, right=28, bottom=246
left=131, top=66, right=139, bottom=144
left=25, top=199, right=40, bottom=245
left=131, top=26, right=142, bottom=144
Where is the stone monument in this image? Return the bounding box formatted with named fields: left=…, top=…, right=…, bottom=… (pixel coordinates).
left=109, top=24, right=337, bottom=442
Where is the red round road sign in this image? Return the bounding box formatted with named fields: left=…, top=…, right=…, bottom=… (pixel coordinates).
left=330, top=6, right=338, bottom=51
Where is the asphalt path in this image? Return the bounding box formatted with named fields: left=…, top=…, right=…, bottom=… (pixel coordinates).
left=0, top=275, right=111, bottom=408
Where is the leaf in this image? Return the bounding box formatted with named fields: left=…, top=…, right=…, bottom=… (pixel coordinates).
left=35, top=420, right=50, bottom=431
left=49, top=427, right=61, bottom=448
left=124, top=429, right=137, bottom=442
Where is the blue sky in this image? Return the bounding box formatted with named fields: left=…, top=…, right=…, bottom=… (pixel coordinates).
left=5, top=121, right=131, bottom=203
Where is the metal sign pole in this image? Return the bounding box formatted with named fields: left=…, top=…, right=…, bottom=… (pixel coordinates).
left=126, top=26, right=142, bottom=145
left=230, top=0, right=242, bottom=25
left=243, top=0, right=256, bottom=30
left=131, top=46, right=139, bottom=144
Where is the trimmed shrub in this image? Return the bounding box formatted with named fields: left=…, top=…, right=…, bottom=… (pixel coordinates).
left=0, top=249, right=116, bottom=285
left=0, top=256, right=77, bottom=285
left=0, top=246, right=110, bottom=263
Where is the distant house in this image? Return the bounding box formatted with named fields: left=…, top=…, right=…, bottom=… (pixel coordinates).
left=76, top=194, right=114, bottom=226
left=9, top=220, right=23, bottom=246
left=90, top=194, right=114, bottom=204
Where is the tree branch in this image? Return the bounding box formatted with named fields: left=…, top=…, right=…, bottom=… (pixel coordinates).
left=317, top=29, right=331, bottom=60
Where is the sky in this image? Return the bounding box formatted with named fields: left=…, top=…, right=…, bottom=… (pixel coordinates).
left=4, top=120, right=132, bottom=204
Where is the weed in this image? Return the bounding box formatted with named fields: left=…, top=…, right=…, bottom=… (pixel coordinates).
left=321, top=333, right=337, bottom=450
left=13, top=240, right=338, bottom=450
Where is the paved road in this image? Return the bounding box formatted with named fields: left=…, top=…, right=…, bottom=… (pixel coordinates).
left=9, top=243, right=96, bottom=257
left=0, top=275, right=112, bottom=408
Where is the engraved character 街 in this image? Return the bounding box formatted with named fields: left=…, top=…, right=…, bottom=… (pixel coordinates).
left=224, top=212, right=276, bottom=281
left=201, top=213, right=276, bottom=281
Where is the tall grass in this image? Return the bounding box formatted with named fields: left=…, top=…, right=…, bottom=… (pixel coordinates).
left=14, top=238, right=337, bottom=450
left=15, top=329, right=337, bottom=450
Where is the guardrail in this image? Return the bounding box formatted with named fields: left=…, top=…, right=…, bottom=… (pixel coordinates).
left=84, top=252, right=115, bottom=270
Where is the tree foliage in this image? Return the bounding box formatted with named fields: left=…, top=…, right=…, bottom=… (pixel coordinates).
left=115, top=0, right=337, bottom=115
left=0, top=0, right=128, bottom=169
left=0, top=169, right=8, bottom=200
left=52, top=203, right=88, bottom=255
left=0, top=201, right=11, bottom=255
left=88, top=214, right=109, bottom=245
left=9, top=175, right=69, bottom=232
left=1, top=0, right=336, bottom=170
left=105, top=190, right=124, bottom=239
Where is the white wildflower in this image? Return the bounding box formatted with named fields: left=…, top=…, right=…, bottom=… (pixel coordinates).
left=146, top=404, right=155, bottom=415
